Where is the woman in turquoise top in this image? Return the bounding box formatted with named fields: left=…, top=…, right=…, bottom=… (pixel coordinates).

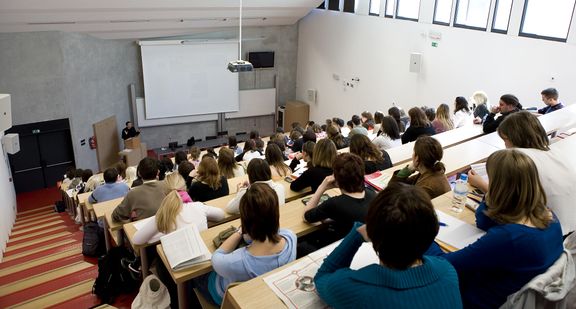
left=427, top=149, right=563, bottom=309
left=315, top=183, right=463, bottom=309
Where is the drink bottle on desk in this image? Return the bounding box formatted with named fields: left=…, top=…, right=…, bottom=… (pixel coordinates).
left=452, top=173, right=468, bottom=213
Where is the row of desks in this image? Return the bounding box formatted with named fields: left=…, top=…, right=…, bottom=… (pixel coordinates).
left=222, top=189, right=475, bottom=308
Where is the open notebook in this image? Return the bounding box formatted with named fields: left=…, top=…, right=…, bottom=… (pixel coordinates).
left=160, top=225, right=211, bottom=270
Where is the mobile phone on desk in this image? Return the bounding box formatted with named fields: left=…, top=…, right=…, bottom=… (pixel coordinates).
left=284, top=176, right=294, bottom=183
left=301, top=194, right=330, bottom=206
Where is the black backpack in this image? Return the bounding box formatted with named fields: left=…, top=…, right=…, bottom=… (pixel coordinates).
left=92, top=247, right=139, bottom=304
left=82, top=222, right=105, bottom=257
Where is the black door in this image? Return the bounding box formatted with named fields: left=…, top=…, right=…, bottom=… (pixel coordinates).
left=7, top=119, right=75, bottom=193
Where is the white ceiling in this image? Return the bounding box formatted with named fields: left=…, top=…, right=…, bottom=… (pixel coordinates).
left=0, top=0, right=324, bottom=39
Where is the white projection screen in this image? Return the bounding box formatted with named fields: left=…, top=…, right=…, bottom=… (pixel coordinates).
left=140, top=40, right=239, bottom=119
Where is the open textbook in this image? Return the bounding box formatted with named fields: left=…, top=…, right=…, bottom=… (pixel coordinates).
left=364, top=171, right=391, bottom=191
left=160, top=225, right=211, bottom=270
left=264, top=241, right=379, bottom=309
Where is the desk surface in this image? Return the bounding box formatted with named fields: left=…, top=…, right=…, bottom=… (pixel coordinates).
left=224, top=191, right=477, bottom=308
left=384, top=125, right=484, bottom=166
left=92, top=197, right=125, bottom=232
left=155, top=189, right=339, bottom=284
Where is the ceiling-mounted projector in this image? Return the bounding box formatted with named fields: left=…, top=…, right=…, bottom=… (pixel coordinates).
left=228, top=60, right=253, bottom=72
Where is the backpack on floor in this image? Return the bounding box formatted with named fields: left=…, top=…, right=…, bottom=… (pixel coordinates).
left=92, top=246, right=139, bottom=304
left=54, top=200, right=66, bottom=213
left=82, top=222, right=105, bottom=257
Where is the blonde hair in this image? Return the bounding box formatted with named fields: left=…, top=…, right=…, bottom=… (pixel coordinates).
left=485, top=149, right=550, bottom=229
left=156, top=190, right=183, bottom=234
left=312, top=139, right=337, bottom=169
left=435, top=104, right=454, bottom=131
left=472, top=91, right=488, bottom=105
left=164, top=172, right=187, bottom=191
left=196, top=156, right=222, bottom=190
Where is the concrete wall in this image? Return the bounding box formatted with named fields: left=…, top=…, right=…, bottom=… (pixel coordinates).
left=0, top=24, right=298, bottom=171
left=297, top=10, right=576, bottom=123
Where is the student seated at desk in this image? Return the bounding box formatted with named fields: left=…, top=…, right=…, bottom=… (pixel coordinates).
left=177, top=161, right=194, bottom=190
left=401, top=107, right=436, bottom=144
left=326, top=124, right=349, bottom=150
left=388, top=106, right=406, bottom=133
left=218, top=148, right=245, bottom=179
left=483, top=94, right=521, bottom=134
left=314, top=183, right=462, bottom=309
left=389, top=136, right=450, bottom=199
left=235, top=139, right=262, bottom=162
left=432, top=103, right=454, bottom=134
left=88, top=167, right=129, bottom=204
left=303, top=153, right=376, bottom=244
left=288, top=141, right=314, bottom=172
left=538, top=88, right=564, bottom=114
left=350, top=134, right=392, bottom=174
left=226, top=159, right=284, bottom=214
left=174, top=150, right=188, bottom=172
left=228, top=135, right=243, bottom=156
left=469, top=111, right=576, bottom=235
left=195, top=184, right=297, bottom=306
left=132, top=173, right=225, bottom=245
left=453, top=96, right=474, bottom=128
left=372, top=116, right=401, bottom=151
left=427, top=150, right=563, bottom=309
left=265, top=143, right=291, bottom=179
left=112, top=157, right=168, bottom=222
left=188, top=156, right=229, bottom=202
left=290, top=139, right=337, bottom=193
left=188, top=146, right=201, bottom=169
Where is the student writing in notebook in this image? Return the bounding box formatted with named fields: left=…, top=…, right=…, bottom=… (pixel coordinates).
left=314, top=183, right=462, bottom=308
left=468, top=111, right=576, bottom=235
left=193, top=184, right=297, bottom=306
left=427, top=149, right=563, bottom=309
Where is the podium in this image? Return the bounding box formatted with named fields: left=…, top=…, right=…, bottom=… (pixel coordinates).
left=124, top=136, right=141, bottom=149
left=120, top=136, right=147, bottom=166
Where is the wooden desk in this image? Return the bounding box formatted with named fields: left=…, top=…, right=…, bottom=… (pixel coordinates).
left=385, top=125, right=483, bottom=166
left=439, top=140, right=500, bottom=176
left=223, top=191, right=477, bottom=308
left=156, top=189, right=338, bottom=309
left=75, top=192, right=91, bottom=225
left=92, top=197, right=125, bottom=250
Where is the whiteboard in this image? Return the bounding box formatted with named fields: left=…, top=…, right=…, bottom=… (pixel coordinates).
left=136, top=88, right=276, bottom=127
left=226, top=88, right=276, bottom=119
left=135, top=98, right=217, bottom=127
left=140, top=40, right=239, bottom=119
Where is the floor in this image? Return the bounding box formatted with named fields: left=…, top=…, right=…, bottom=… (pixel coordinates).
left=0, top=187, right=137, bottom=308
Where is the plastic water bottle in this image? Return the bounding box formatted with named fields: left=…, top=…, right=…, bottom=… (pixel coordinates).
left=452, top=173, right=468, bottom=213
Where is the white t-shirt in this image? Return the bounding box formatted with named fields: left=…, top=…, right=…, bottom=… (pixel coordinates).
left=453, top=110, right=473, bottom=128
left=133, top=202, right=226, bottom=245
left=518, top=147, right=576, bottom=234
left=372, top=134, right=402, bottom=151
left=226, top=180, right=285, bottom=214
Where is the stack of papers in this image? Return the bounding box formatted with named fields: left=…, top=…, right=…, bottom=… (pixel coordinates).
left=364, top=171, right=391, bottom=191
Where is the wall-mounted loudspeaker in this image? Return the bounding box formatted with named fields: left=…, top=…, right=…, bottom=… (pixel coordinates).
left=0, top=94, right=12, bottom=132
left=409, top=53, right=422, bottom=73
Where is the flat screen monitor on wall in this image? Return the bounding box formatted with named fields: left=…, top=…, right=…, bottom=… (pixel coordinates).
left=248, top=52, right=275, bottom=69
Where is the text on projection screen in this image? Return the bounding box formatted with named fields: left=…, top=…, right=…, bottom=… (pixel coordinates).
left=141, top=42, right=239, bottom=119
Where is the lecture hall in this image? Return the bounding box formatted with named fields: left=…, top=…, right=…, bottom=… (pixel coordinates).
left=1, top=0, right=576, bottom=308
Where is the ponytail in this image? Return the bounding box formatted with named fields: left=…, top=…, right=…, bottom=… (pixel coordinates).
left=156, top=190, right=182, bottom=234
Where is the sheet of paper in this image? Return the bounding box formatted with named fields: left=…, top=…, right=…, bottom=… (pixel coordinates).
left=436, top=210, right=486, bottom=249
left=133, top=216, right=154, bottom=230
left=470, top=162, right=488, bottom=182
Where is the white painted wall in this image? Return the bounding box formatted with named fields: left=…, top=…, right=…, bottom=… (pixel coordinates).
left=0, top=131, right=17, bottom=261
left=296, top=10, right=576, bottom=122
